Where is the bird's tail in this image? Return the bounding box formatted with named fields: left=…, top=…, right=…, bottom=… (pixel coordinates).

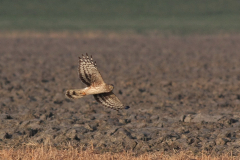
left=65, top=89, right=86, bottom=99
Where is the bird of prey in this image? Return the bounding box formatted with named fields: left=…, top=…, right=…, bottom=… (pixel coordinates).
left=65, top=53, right=129, bottom=111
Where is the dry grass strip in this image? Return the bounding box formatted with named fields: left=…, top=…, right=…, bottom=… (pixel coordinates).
left=0, top=145, right=239, bottom=160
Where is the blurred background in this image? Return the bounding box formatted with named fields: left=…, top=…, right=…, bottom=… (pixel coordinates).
left=1, top=0, right=240, bottom=34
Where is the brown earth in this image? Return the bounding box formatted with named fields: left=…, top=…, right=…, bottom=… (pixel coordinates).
left=0, top=33, right=240, bottom=156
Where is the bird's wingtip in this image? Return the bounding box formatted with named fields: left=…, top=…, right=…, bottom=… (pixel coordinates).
left=125, top=106, right=130, bottom=109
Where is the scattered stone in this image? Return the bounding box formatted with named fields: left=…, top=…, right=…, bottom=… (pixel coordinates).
left=53, top=93, right=64, bottom=104
left=184, top=114, right=193, bottom=122
left=192, top=114, right=223, bottom=123
left=40, top=114, right=47, bottom=120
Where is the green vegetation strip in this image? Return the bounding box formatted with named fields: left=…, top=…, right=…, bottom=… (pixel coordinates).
left=0, top=0, right=240, bottom=34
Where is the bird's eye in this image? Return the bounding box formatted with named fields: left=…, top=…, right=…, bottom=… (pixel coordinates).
left=111, top=84, right=114, bottom=89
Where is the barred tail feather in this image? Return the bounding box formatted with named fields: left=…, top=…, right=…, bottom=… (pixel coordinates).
left=65, top=89, right=86, bottom=99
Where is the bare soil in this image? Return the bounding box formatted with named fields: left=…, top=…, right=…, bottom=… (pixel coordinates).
left=0, top=33, right=240, bottom=156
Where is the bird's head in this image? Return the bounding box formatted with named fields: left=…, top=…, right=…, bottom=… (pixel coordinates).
left=108, top=84, right=114, bottom=91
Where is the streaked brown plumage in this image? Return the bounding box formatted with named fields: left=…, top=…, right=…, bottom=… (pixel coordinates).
left=65, top=53, right=129, bottom=111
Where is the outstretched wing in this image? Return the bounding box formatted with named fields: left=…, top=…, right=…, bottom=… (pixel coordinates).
left=78, top=53, right=104, bottom=86
left=93, top=92, right=125, bottom=110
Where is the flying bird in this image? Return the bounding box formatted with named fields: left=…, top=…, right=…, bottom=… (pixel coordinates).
left=65, top=53, right=129, bottom=111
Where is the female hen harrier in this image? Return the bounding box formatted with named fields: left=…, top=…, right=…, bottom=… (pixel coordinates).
left=66, top=53, right=129, bottom=111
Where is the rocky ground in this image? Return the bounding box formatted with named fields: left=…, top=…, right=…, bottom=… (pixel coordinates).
left=0, top=33, right=240, bottom=155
